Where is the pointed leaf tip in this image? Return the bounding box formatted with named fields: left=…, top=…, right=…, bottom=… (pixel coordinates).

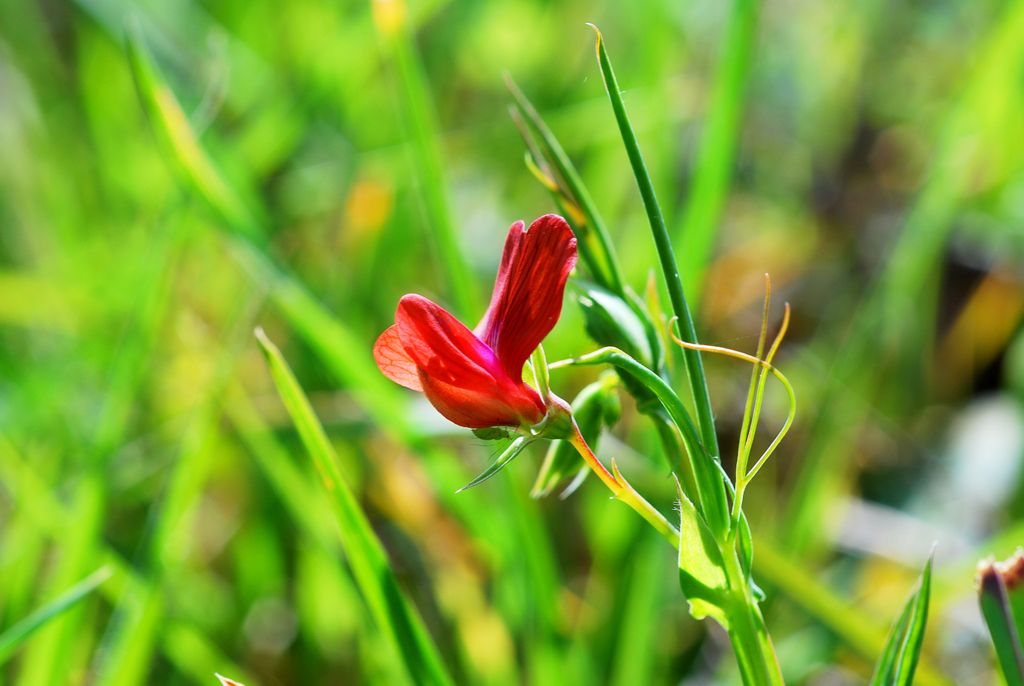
left=457, top=437, right=531, bottom=493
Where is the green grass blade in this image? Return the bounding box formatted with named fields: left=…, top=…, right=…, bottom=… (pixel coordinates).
left=255, top=328, right=453, bottom=686
left=0, top=566, right=112, bottom=665
left=870, top=557, right=932, bottom=686
left=125, top=26, right=261, bottom=242
left=755, top=543, right=951, bottom=686
left=978, top=554, right=1024, bottom=686
left=588, top=25, right=728, bottom=536
left=676, top=0, right=757, bottom=300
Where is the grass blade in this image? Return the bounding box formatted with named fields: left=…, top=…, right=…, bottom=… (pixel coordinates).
left=0, top=566, right=112, bottom=665
left=754, top=543, right=951, bottom=686
left=589, top=25, right=728, bottom=536
left=255, top=328, right=453, bottom=686
left=125, top=25, right=261, bottom=241
left=870, top=556, right=933, bottom=686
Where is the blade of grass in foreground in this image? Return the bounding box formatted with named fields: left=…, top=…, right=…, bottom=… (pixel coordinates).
left=754, top=543, right=950, bottom=686
left=870, top=557, right=932, bottom=686
left=589, top=24, right=729, bottom=537
left=256, top=328, right=453, bottom=686
left=0, top=566, right=112, bottom=665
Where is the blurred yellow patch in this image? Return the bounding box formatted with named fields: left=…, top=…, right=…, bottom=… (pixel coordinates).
left=372, top=0, right=407, bottom=36
left=343, top=176, right=394, bottom=249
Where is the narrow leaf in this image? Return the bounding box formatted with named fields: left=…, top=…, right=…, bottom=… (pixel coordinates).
left=673, top=477, right=728, bottom=629
left=126, top=26, right=261, bottom=239
left=870, top=557, right=933, bottom=686
left=588, top=24, right=728, bottom=536
left=506, top=76, right=625, bottom=294
left=0, top=566, right=112, bottom=665
left=457, top=436, right=531, bottom=492
left=978, top=551, right=1024, bottom=686
left=255, top=329, right=453, bottom=686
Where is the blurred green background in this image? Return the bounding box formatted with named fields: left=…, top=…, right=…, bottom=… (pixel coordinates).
left=2, top=0, right=1024, bottom=683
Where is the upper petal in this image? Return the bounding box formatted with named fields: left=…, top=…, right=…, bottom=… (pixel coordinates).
left=396, top=294, right=503, bottom=384
left=475, top=214, right=578, bottom=377
left=373, top=325, right=423, bottom=391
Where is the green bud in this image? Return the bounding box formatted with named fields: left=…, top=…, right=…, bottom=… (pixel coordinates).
left=575, top=281, right=654, bottom=368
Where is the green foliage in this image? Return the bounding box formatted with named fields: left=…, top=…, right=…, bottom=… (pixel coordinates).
left=0, top=568, right=111, bottom=665
left=675, top=481, right=728, bottom=625
left=2, top=0, right=1022, bottom=683
left=256, top=329, right=453, bottom=686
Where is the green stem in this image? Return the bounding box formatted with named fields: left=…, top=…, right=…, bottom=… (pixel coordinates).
left=722, top=547, right=785, bottom=685
left=552, top=347, right=730, bottom=537
left=649, top=409, right=700, bottom=506
left=567, top=428, right=679, bottom=547
left=589, top=26, right=724, bottom=506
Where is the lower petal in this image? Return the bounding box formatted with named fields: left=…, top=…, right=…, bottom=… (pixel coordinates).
left=419, top=372, right=545, bottom=429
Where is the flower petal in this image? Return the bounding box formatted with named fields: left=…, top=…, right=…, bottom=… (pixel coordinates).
left=475, top=214, right=578, bottom=378
left=417, top=372, right=542, bottom=429
left=395, top=294, right=545, bottom=428
left=373, top=325, right=422, bottom=391
left=396, top=294, right=502, bottom=383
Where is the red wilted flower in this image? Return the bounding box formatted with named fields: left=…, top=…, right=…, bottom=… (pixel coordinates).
left=374, top=214, right=577, bottom=430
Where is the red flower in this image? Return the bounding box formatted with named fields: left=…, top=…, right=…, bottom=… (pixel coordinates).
left=374, top=214, right=577, bottom=429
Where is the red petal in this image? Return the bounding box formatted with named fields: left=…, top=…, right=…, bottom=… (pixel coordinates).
left=373, top=325, right=422, bottom=391
left=475, top=214, right=577, bottom=378
left=417, top=372, right=542, bottom=429
left=395, top=294, right=544, bottom=427
left=396, top=295, right=502, bottom=383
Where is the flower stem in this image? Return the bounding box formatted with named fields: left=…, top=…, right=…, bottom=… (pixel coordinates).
left=722, top=546, right=785, bottom=685
left=552, top=347, right=730, bottom=538
left=567, top=426, right=679, bottom=547
left=569, top=419, right=783, bottom=683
